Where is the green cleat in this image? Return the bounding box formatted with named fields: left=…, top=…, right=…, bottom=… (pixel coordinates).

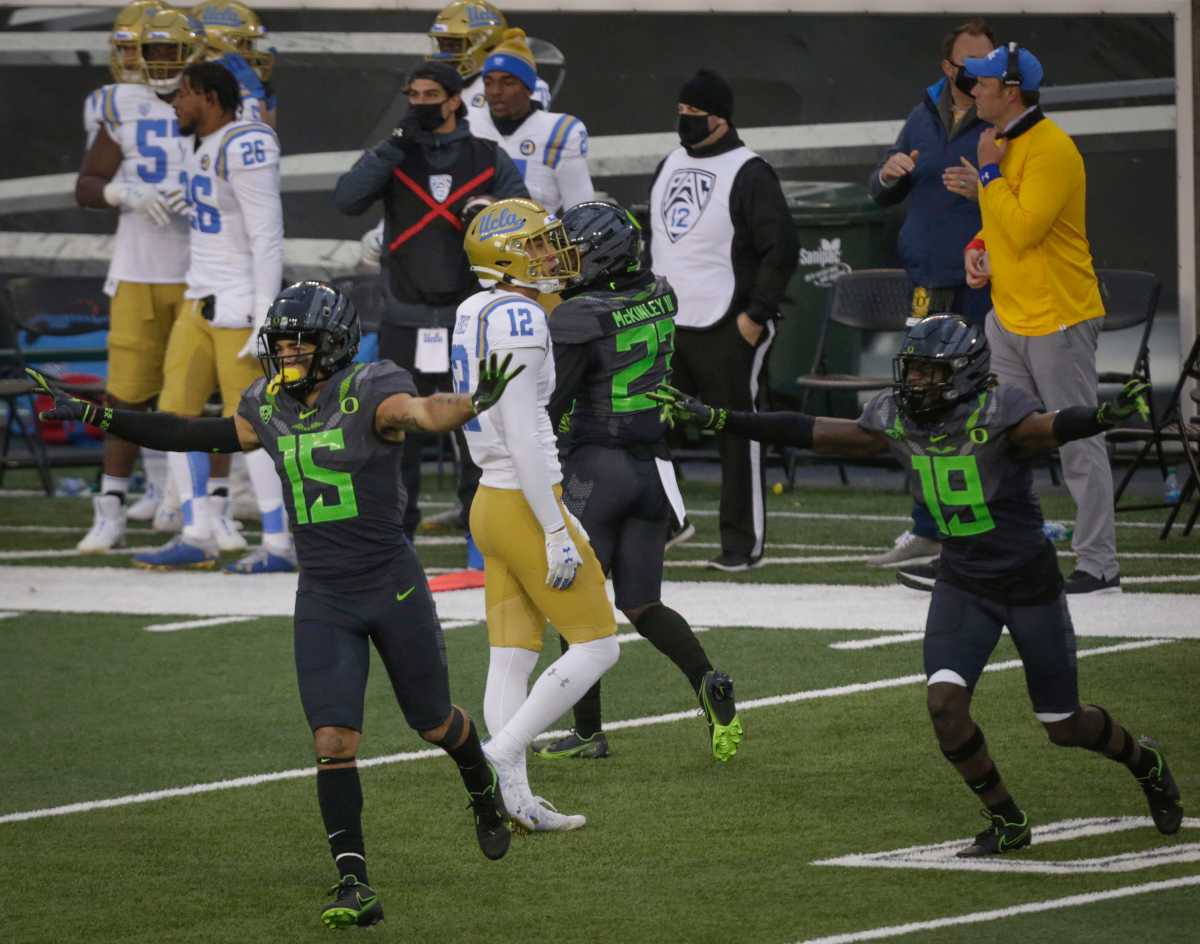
left=699, top=670, right=743, bottom=763
left=1136, top=736, right=1184, bottom=835
left=956, top=809, right=1031, bottom=858
left=320, top=875, right=383, bottom=929
left=536, top=730, right=610, bottom=759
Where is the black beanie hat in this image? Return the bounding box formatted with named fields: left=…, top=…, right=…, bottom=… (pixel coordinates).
left=678, top=69, right=734, bottom=121
left=408, top=60, right=465, bottom=97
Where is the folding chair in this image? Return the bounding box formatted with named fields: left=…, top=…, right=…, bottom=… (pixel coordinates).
left=1156, top=336, right=1200, bottom=537
left=788, top=269, right=912, bottom=484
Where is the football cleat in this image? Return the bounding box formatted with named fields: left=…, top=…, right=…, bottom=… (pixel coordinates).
left=417, top=505, right=465, bottom=533
left=225, top=544, right=297, bottom=574
left=482, top=742, right=584, bottom=833
left=320, top=875, right=383, bottom=929
left=664, top=516, right=695, bottom=550
left=1135, top=737, right=1184, bottom=835
left=896, top=560, right=938, bottom=592
left=699, top=670, right=743, bottom=763
left=210, top=496, right=248, bottom=552
left=705, top=553, right=763, bottom=573
left=867, top=530, right=940, bottom=567
left=526, top=795, right=586, bottom=832
left=466, top=764, right=511, bottom=860
left=536, top=730, right=610, bottom=760
left=77, top=493, right=127, bottom=553
left=133, top=535, right=218, bottom=570
left=956, top=808, right=1031, bottom=857
left=125, top=481, right=161, bottom=521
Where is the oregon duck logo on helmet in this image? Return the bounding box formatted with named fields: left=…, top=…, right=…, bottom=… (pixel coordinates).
left=465, top=197, right=580, bottom=293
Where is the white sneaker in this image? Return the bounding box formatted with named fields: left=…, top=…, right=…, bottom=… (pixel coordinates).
left=126, top=481, right=161, bottom=521
left=866, top=530, right=940, bottom=567
left=76, top=494, right=127, bottom=553
left=483, top=742, right=539, bottom=831
left=527, top=795, right=586, bottom=832
left=210, top=495, right=248, bottom=552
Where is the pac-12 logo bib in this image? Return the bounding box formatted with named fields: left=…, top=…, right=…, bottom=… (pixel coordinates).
left=660, top=168, right=715, bottom=243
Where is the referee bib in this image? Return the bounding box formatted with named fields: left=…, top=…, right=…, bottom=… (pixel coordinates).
left=649, top=145, right=756, bottom=329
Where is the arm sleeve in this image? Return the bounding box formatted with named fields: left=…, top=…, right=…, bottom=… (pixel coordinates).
left=867, top=120, right=913, bottom=207
left=495, top=346, right=564, bottom=531
left=491, top=147, right=530, bottom=199
left=333, top=140, right=404, bottom=216
left=732, top=160, right=800, bottom=324
left=554, top=122, right=594, bottom=210
left=100, top=410, right=243, bottom=453
left=548, top=341, right=590, bottom=430
left=228, top=158, right=284, bottom=321
left=979, top=136, right=1078, bottom=252
left=722, top=410, right=814, bottom=448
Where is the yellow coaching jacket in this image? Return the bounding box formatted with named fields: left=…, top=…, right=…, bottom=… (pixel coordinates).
left=976, top=112, right=1104, bottom=336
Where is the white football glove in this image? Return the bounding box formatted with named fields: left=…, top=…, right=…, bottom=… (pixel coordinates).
left=160, top=187, right=191, bottom=218
left=103, top=181, right=174, bottom=227
left=359, top=222, right=384, bottom=269
left=237, top=296, right=275, bottom=360
left=544, top=524, right=584, bottom=590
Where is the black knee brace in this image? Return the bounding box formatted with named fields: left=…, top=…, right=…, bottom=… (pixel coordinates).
left=942, top=725, right=985, bottom=764
left=1084, top=704, right=1113, bottom=752
left=430, top=706, right=468, bottom=749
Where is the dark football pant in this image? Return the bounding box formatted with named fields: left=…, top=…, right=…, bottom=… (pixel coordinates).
left=379, top=323, right=480, bottom=536
left=294, top=547, right=451, bottom=732
left=924, top=579, right=1080, bottom=718
left=561, top=444, right=668, bottom=610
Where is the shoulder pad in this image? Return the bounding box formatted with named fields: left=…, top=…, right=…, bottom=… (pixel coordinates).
left=216, top=122, right=279, bottom=178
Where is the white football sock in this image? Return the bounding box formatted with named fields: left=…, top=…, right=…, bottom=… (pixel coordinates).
left=100, top=474, right=130, bottom=499
left=245, top=447, right=291, bottom=551
left=484, top=646, right=539, bottom=738
left=170, top=451, right=212, bottom=542
left=141, top=448, right=168, bottom=494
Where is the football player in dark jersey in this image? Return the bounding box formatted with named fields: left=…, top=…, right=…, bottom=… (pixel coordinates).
left=536, top=201, right=743, bottom=763
left=651, top=314, right=1182, bottom=855
left=28, top=280, right=525, bottom=928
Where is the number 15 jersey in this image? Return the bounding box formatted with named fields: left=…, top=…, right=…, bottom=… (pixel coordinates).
left=857, top=383, right=1046, bottom=583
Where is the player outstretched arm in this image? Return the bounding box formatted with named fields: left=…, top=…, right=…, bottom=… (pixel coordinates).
left=26, top=368, right=258, bottom=453
left=374, top=352, right=524, bottom=438
left=1008, top=378, right=1151, bottom=452
left=649, top=383, right=889, bottom=458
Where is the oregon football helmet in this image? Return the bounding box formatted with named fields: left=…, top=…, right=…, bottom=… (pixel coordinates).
left=561, top=201, right=643, bottom=289
left=109, top=1, right=164, bottom=84
left=427, top=1, right=506, bottom=80
left=257, top=281, right=361, bottom=399
left=140, top=9, right=207, bottom=93
left=465, top=198, right=580, bottom=293
left=191, top=1, right=274, bottom=82
left=893, top=314, right=992, bottom=422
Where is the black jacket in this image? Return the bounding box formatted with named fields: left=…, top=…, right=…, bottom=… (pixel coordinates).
left=646, top=130, right=798, bottom=327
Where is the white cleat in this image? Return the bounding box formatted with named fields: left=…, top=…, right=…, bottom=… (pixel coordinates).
left=210, top=496, right=248, bottom=552
left=527, top=795, right=586, bottom=832
left=152, top=482, right=182, bottom=533
left=125, top=481, right=161, bottom=521
left=76, top=494, right=127, bottom=553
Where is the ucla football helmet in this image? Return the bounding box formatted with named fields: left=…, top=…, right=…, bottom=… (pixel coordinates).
left=140, top=9, right=208, bottom=93
left=465, top=198, right=580, bottom=293
left=191, top=0, right=274, bottom=82
left=258, top=282, right=361, bottom=399
left=109, top=1, right=164, bottom=84
left=427, top=1, right=506, bottom=80
left=893, top=314, right=993, bottom=422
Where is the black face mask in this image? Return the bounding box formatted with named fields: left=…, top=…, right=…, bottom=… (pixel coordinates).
left=954, top=67, right=977, bottom=97
left=409, top=102, right=447, bottom=132
left=677, top=113, right=712, bottom=147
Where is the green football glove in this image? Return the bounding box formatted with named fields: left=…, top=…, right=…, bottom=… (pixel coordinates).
left=25, top=368, right=103, bottom=425
left=471, top=352, right=525, bottom=415
left=647, top=383, right=727, bottom=431
left=1096, top=377, right=1151, bottom=427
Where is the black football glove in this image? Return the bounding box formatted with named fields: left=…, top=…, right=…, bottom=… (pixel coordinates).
left=647, top=383, right=727, bottom=431
left=25, top=368, right=102, bottom=425
left=1096, top=377, right=1151, bottom=427
left=471, top=352, right=526, bottom=415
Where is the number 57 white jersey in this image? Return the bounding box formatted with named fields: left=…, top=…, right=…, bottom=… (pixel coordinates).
left=450, top=288, right=561, bottom=491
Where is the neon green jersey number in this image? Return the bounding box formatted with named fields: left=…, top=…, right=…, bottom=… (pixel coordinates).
left=910, top=454, right=995, bottom=537
left=278, top=429, right=359, bottom=526
left=611, top=319, right=675, bottom=413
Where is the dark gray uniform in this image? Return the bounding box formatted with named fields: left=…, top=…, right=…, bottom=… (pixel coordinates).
left=858, top=384, right=1079, bottom=715
left=549, top=273, right=677, bottom=610
left=238, top=361, right=451, bottom=732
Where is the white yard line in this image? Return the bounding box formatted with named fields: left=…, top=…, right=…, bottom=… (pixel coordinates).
left=0, top=611, right=17, bottom=620
left=686, top=509, right=1183, bottom=529
left=144, top=616, right=261, bottom=633
left=791, top=875, right=1200, bottom=944
left=830, top=633, right=925, bottom=650
left=667, top=555, right=874, bottom=567
left=0, top=638, right=1172, bottom=827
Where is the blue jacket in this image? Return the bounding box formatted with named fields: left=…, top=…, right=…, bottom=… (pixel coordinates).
left=869, top=78, right=990, bottom=288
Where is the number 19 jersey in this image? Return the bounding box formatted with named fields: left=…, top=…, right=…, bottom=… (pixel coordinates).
left=451, top=288, right=561, bottom=491
left=858, top=383, right=1045, bottom=582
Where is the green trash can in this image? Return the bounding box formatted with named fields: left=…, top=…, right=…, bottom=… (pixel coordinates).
left=769, top=182, right=888, bottom=417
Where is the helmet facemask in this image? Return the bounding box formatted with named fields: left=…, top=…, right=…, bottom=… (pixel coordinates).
left=140, top=14, right=207, bottom=94
left=468, top=202, right=580, bottom=293
left=894, top=356, right=960, bottom=422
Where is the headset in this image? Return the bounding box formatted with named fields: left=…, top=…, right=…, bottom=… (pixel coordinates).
left=1002, top=41, right=1022, bottom=87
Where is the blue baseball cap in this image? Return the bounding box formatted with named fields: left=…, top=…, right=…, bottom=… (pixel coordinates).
left=964, top=43, right=1044, bottom=92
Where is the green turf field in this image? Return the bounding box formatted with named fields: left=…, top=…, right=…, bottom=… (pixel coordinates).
left=1, top=473, right=1196, bottom=943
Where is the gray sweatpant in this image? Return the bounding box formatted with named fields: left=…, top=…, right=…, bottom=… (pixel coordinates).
left=985, top=311, right=1118, bottom=580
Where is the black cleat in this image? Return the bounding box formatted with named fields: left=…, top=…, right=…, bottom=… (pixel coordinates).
left=896, top=560, right=938, bottom=592
left=699, top=670, right=744, bottom=763
left=1136, top=737, right=1184, bottom=835
left=467, top=764, right=511, bottom=860
left=956, top=809, right=1031, bottom=858
left=536, top=730, right=611, bottom=759
left=320, top=875, right=383, bottom=929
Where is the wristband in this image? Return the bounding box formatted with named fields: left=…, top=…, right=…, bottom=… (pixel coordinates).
left=966, top=238, right=986, bottom=253
left=978, top=163, right=1002, bottom=187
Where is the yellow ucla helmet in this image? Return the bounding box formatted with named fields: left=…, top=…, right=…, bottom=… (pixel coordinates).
left=465, top=198, right=580, bottom=293
left=191, top=1, right=274, bottom=82
left=109, top=1, right=165, bottom=84
left=140, top=9, right=207, bottom=93
left=427, top=1, right=506, bottom=80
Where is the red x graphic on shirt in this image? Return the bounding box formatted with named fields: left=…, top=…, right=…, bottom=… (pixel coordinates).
left=387, top=165, right=496, bottom=252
